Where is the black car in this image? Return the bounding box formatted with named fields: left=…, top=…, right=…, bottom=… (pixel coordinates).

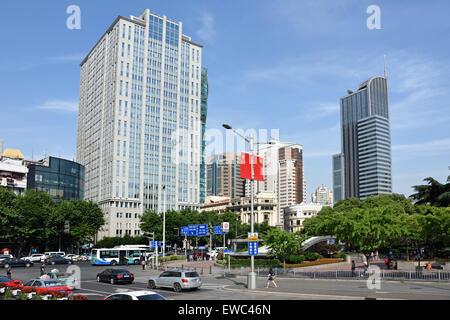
left=96, top=269, right=134, bottom=284
left=46, top=255, right=72, bottom=265
left=0, top=258, right=33, bottom=268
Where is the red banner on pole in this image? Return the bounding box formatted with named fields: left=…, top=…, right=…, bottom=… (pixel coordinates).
left=240, top=153, right=252, bottom=179
left=253, top=156, right=264, bottom=181
left=240, top=153, right=264, bottom=181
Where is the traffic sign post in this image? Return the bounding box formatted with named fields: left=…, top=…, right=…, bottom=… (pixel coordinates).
left=248, top=241, right=258, bottom=256
left=248, top=233, right=258, bottom=256
left=224, top=249, right=234, bottom=271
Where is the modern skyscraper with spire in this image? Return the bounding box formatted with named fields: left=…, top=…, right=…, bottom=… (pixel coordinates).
left=333, top=75, right=392, bottom=201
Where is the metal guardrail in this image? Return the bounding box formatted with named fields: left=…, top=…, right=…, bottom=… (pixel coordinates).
left=146, top=262, right=450, bottom=282
left=286, top=269, right=450, bottom=282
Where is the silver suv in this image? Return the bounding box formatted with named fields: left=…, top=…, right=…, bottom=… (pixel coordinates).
left=148, top=270, right=202, bottom=292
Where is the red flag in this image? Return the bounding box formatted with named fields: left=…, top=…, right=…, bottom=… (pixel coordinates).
left=240, top=153, right=264, bottom=181
left=240, top=153, right=252, bottom=179
left=253, top=156, right=264, bottom=181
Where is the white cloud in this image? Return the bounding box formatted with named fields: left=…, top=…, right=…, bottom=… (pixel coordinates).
left=51, top=53, right=85, bottom=62
left=196, top=12, right=214, bottom=44
left=35, top=100, right=78, bottom=112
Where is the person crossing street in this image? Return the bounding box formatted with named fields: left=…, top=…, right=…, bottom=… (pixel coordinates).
left=265, top=268, right=277, bottom=288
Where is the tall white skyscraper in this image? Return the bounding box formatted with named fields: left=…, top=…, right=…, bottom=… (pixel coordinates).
left=76, top=9, right=205, bottom=239
left=247, top=139, right=305, bottom=227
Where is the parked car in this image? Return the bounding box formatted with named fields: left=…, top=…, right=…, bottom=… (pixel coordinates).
left=21, top=279, right=73, bottom=295
left=44, top=252, right=65, bottom=260
left=0, top=258, right=33, bottom=268
left=0, top=254, right=14, bottom=262
left=96, top=269, right=134, bottom=284
left=0, top=276, right=23, bottom=288
left=80, top=254, right=91, bottom=261
left=148, top=270, right=202, bottom=292
left=41, top=272, right=78, bottom=288
left=193, top=251, right=210, bottom=261
left=102, top=290, right=166, bottom=300
left=64, top=254, right=79, bottom=262
left=45, top=255, right=72, bottom=265
left=21, top=254, right=46, bottom=263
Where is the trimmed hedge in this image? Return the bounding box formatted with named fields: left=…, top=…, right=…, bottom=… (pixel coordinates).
left=286, top=258, right=344, bottom=268
left=217, top=257, right=282, bottom=268
left=159, top=255, right=187, bottom=263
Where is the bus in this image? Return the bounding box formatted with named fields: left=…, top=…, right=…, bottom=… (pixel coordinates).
left=90, top=247, right=147, bottom=266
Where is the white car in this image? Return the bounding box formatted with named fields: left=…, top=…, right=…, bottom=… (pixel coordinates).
left=21, top=254, right=46, bottom=262
left=103, top=290, right=166, bottom=301
left=65, top=254, right=79, bottom=262
left=0, top=255, right=14, bottom=262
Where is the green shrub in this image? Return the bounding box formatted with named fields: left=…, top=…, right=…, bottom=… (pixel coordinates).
left=287, top=255, right=306, bottom=264
left=301, top=252, right=323, bottom=261
left=219, top=257, right=282, bottom=268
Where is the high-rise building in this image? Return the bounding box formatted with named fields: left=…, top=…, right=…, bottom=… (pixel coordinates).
left=336, top=76, right=392, bottom=200
left=207, top=152, right=245, bottom=199
left=250, top=140, right=305, bottom=227
left=76, top=9, right=205, bottom=239
left=332, top=153, right=344, bottom=203
left=311, top=185, right=333, bottom=206
left=199, top=68, right=209, bottom=203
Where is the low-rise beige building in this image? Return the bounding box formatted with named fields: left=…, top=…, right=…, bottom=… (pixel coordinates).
left=284, top=202, right=323, bottom=232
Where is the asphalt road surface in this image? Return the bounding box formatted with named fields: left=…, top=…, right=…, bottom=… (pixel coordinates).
left=3, top=262, right=450, bottom=300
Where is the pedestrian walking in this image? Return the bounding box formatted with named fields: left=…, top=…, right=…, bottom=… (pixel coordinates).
left=265, top=268, right=277, bottom=288
left=363, top=261, right=368, bottom=277
left=40, top=263, right=45, bottom=276
left=141, top=259, right=146, bottom=271
left=6, top=266, right=12, bottom=280
left=351, top=260, right=356, bottom=277
left=370, top=252, right=374, bottom=262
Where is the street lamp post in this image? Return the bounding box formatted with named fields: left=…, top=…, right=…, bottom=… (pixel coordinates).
left=222, top=124, right=256, bottom=290
left=162, top=185, right=166, bottom=258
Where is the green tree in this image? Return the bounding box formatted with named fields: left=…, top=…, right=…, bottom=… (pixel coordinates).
left=410, top=177, right=450, bottom=207
left=333, top=207, right=408, bottom=264
left=13, top=190, right=57, bottom=255
left=264, top=229, right=306, bottom=270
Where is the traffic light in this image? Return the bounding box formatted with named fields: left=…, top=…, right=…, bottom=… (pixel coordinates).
left=173, top=228, right=179, bottom=236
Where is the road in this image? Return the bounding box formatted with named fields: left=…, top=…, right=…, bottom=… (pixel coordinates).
left=3, top=261, right=450, bottom=300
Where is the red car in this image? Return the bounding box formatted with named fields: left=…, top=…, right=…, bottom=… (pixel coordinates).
left=0, top=276, right=22, bottom=289
left=21, top=279, right=73, bottom=295
left=193, top=251, right=210, bottom=261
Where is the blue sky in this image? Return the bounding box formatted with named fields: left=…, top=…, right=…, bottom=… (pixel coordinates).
left=0, top=0, right=449, bottom=199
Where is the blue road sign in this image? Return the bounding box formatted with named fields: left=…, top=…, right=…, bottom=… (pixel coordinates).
left=224, top=250, right=234, bottom=254
left=181, top=227, right=188, bottom=236
left=188, top=224, right=198, bottom=236
left=151, top=241, right=163, bottom=248
left=248, top=241, right=258, bottom=256
left=198, top=246, right=206, bottom=249
left=213, top=225, right=226, bottom=235
left=198, top=224, right=208, bottom=236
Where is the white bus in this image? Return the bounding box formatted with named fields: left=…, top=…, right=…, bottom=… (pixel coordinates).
left=90, top=247, right=147, bottom=266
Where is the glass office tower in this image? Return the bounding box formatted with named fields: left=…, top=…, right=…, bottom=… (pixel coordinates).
left=338, top=76, right=392, bottom=200
left=77, top=9, right=205, bottom=239
left=199, top=67, right=209, bottom=203
left=27, top=157, right=84, bottom=201
left=332, top=153, right=344, bottom=203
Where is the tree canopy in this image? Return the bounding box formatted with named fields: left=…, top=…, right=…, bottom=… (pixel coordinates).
left=0, top=188, right=104, bottom=255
